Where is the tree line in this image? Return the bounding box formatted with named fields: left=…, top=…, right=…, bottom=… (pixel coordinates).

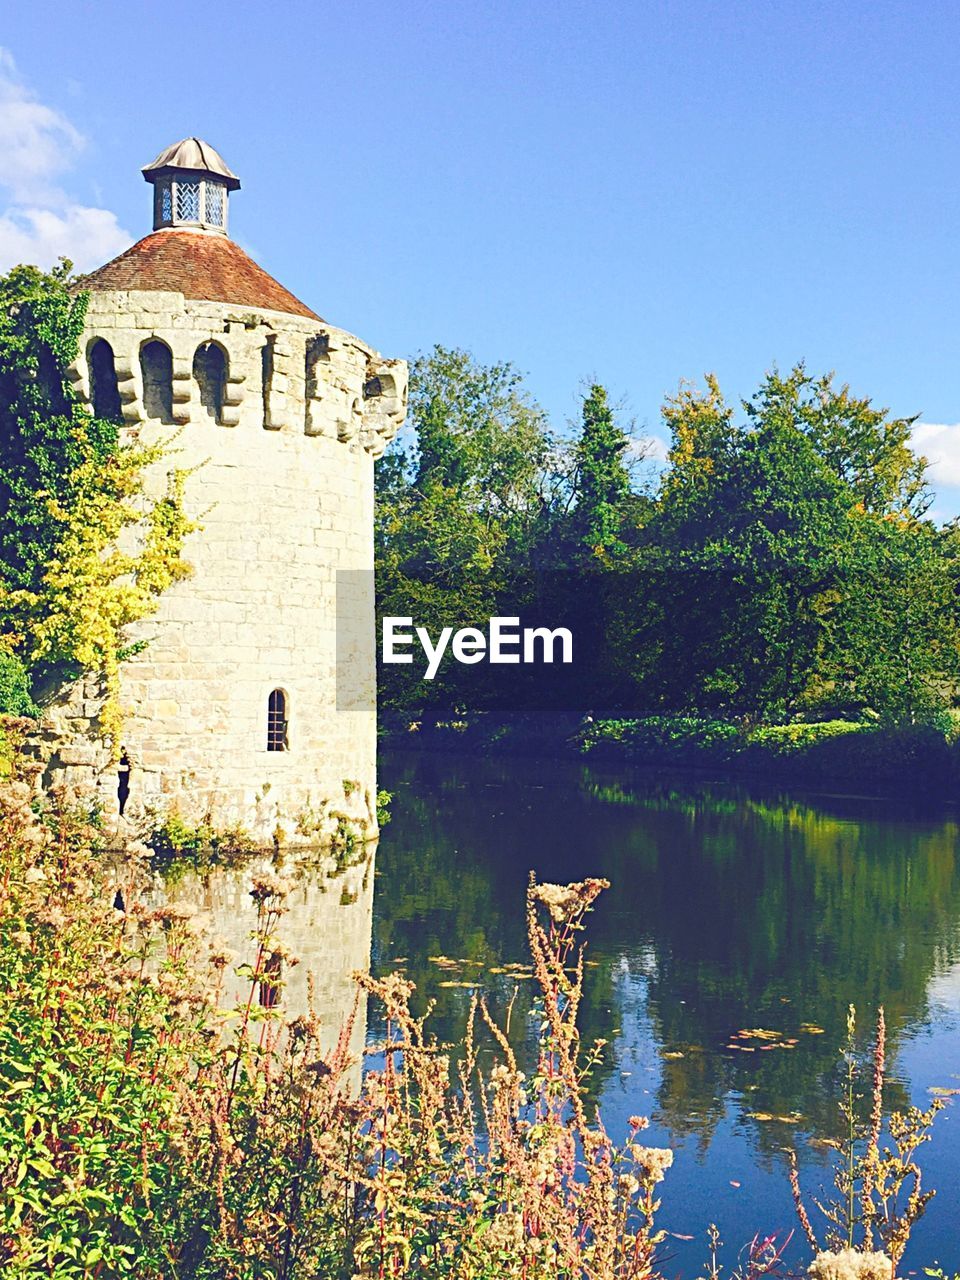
left=376, top=346, right=960, bottom=728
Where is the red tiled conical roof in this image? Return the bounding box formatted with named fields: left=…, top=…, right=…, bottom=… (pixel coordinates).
left=78, top=229, right=321, bottom=320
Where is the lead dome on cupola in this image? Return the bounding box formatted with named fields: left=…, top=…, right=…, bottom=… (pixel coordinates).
left=142, top=136, right=241, bottom=234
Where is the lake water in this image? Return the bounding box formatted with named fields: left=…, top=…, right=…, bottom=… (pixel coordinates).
left=160, top=748, right=960, bottom=1274
left=373, top=749, right=960, bottom=1274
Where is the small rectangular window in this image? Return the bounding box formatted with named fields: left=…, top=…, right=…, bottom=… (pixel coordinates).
left=157, top=182, right=173, bottom=224
left=176, top=180, right=201, bottom=222
left=267, top=689, right=288, bottom=751
left=204, top=182, right=224, bottom=226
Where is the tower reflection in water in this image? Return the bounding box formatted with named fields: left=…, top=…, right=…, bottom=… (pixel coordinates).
left=151, top=846, right=377, bottom=1087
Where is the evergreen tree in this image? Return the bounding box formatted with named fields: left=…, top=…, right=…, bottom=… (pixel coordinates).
left=572, top=384, right=632, bottom=560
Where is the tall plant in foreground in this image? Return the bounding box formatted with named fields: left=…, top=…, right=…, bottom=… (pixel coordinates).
left=789, top=1005, right=945, bottom=1273
left=0, top=750, right=949, bottom=1278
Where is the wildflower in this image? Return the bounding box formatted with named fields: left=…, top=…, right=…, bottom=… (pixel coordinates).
left=808, top=1248, right=892, bottom=1280
left=631, top=1145, right=673, bottom=1183
left=153, top=903, right=196, bottom=927
left=618, top=1174, right=641, bottom=1197
left=530, top=877, right=610, bottom=925
left=250, top=870, right=289, bottom=902
left=486, top=1210, right=524, bottom=1252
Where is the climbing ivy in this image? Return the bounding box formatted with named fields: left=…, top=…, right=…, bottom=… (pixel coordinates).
left=0, top=259, right=195, bottom=745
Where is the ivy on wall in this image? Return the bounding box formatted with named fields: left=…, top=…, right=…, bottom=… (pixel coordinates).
left=0, top=260, right=195, bottom=746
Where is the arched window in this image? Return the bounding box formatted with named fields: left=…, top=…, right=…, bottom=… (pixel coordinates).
left=88, top=338, right=122, bottom=421
left=267, top=689, right=288, bottom=751
left=193, top=342, right=227, bottom=423
left=140, top=340, right=174, bottom=423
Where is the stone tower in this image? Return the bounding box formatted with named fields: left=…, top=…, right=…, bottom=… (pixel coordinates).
left=42, top=138, right=406, bottom=846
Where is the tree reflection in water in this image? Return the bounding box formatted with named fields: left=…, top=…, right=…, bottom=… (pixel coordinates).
left=373, top=749, right=960, bottom=1267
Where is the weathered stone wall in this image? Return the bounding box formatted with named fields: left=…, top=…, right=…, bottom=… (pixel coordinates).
left=38, top=285, right=406, bottom=847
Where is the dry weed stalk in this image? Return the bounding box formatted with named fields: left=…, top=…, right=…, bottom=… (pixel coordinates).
left=789, top=1006, right=946, bottom=1277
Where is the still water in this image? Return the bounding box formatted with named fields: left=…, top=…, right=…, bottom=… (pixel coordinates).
left=373, top=749, right=960, bottom=1274
left=161, top=748, right=960, bottom=1273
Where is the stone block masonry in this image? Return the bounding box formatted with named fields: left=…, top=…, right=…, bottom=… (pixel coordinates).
left=39, top=282, right=406, bottom=849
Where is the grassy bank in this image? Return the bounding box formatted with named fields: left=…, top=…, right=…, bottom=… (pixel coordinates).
left=381, top=715, right=960, bottom=796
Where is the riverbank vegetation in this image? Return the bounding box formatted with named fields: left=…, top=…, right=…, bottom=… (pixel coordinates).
left=0, top=757, right=950, bottom=1278
left=376, top=350, right=960, bottom=786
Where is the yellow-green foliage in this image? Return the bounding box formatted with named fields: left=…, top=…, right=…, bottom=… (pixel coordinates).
left=11, top=449, right=195, bottom=747
left=0, top=261, right=194, bottom=748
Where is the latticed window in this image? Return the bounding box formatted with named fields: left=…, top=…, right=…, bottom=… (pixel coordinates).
left=267, top=689, right=288, bottom=751
left=176, top=180, right=201, bottom=222
left=155, top=181, right=173, bottom=225
left=204, top=182, right=224, bottom=226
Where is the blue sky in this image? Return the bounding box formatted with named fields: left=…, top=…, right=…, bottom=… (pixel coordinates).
left=4, top=0, right=960, bottom=515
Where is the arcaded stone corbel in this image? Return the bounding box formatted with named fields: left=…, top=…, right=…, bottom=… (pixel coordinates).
left=304, top=392, right=326, bottom=436
left=220, top=370, right=245, bottom=427
left=66, top=355, right=89, bottom=404
left=263, top=335, right=294, bottom=430
left=114, top=354, right=143, bottom=424
left=337, top=396, right=363, bottom=444
left=170, top=355, right=193, bottom=426
left=361, top=429, right=388, bottom=459
left=304, top=333, right=331, bottom=437
left=361, top=358, right=408, bottom=455
left=223, top=372, right=245, bottom=407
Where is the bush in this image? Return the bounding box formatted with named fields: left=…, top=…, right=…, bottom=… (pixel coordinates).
left=578, top=716, right=742, bottom=762
left=146, top=808, right=256, bottom=871
left=577, top=715, right=960, bottom=793
left=0, top=654, right=37, bottom=718
left=745, top=720, right=863, bottom=753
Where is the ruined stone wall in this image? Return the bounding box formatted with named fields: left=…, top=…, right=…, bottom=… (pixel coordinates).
left=39, top=286, right=406, bottom=847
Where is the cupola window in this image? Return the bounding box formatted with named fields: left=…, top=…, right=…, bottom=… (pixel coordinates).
left=204, top=182, right=224, bottom=227
left=156, top=181, right=173, bottom=225
left=142, top=137, right=240, bottom=235
left=176, top=180, right=202, bottom=223
left=267, top=689, right=288, bottom=751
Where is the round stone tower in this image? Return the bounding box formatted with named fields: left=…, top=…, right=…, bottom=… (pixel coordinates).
left=42, top=138, right=406, bottom=847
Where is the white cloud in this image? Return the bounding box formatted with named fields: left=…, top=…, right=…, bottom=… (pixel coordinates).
left=626, top=434, right=670, bottom=466
left=911, top=422, right=960, bottom=489
left=0, top=48, right=130, bottom=271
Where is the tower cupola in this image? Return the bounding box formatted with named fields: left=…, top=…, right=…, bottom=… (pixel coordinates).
left=142, top=137, right=240, bottom=234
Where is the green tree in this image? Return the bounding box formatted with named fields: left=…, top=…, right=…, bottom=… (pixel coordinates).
left=746, top=365, right=929, bottom=519
left=375, top=346, right=557, bottom=719
left=571, top=384, right=632, bottom=560
left=635, top=367, right=953, bottom=723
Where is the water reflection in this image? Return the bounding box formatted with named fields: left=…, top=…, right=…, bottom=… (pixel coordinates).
left=154, top=848, right=376, bottom=1072
left=375, top=750, right=960, bottom=1269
